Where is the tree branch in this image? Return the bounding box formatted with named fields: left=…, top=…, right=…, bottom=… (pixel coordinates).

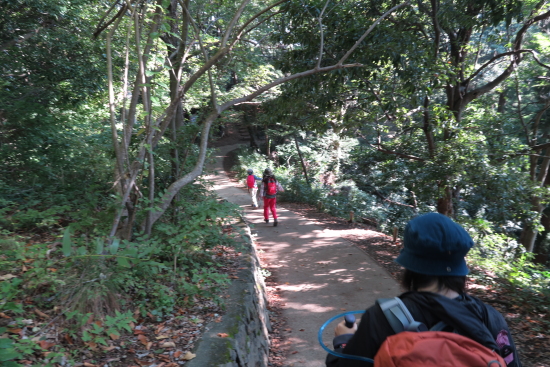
left=373, top=189, right=416, bottom=208
left=93, top=2, right=128, bottom=39
left=429, top=0, right=440, bottom=58
left=370, top=141, right=425, bottom=161
left=463, top=49, right=533, bottom=85
left=338, top=1, right=410, bottom=65
left=316, top=0, right=331, bottom=69
left=462, top=9, right=550, bottom=105
left=144, top=0, right=409, bottom=227
left=233, top=0, right=288, bottom=43
left=221, top=0, right=251, bottom=48
left=179, top=0, right=217, bottom=108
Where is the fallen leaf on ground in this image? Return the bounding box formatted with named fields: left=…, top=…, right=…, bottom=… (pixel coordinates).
left=101, top=345, right=117, bottom=352
left=182, top=352, right=196, bottom=360
left=134, top=357, right=149, bottom=366
left=156, top=334, right=170, bottom=340
left=155, top=323, right=166, bottom=334
left=63, top=334, right=73, bottom=344
left=158, top=355, right=171, bottom=362
left=34, top=309, right=48, bottom=318
left=85, top=342, right=98, bottom=351
left=0, top=274, right=17, bottom=281
left=160, top=341, right=176, bottom=348
left=137, top=334, right=148, bottom=346
left=38, top=340, right=56, bottom=350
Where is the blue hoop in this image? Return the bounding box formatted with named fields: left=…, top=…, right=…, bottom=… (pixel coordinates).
left=317, top=310, right=374, bottom=363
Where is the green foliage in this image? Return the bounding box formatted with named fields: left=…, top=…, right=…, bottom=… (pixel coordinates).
left=0, top=181, right=240, bottom=361
left=1, top=0, right=109, bottom=192
left=0, top=328, right=65, bottom=367
left=0, top=332, right=23, bottom=366
left=468, top=230, right=550, bottom=328
left=236, top=142, right=402, bottom=231
left=0, top=278, right=24, bottom=315
left=66, top=310, right=135, bottom=347
left=232, top=146, right=271, bottom=182
left=1, top=0, right=549, bottom=363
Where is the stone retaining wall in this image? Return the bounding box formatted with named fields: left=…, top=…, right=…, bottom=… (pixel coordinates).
left=186, top=220, right=271, bottom=367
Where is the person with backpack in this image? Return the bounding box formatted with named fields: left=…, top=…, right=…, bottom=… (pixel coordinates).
left=326, top=213, right=521, bottom=367
left=260, top=168, right=284, bottom=226
left=246, top=168, right=262, bottom=208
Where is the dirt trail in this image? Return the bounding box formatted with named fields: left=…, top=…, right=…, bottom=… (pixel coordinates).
left=204, top=144, right=400, bottom=367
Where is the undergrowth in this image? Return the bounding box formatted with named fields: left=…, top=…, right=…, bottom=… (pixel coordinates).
left=0, top=184, right=241, bottom=366
left=234, top=145, right=550, bottom=334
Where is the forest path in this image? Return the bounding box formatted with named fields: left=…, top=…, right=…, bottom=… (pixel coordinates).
left=204, top=144, right=400, bottom=367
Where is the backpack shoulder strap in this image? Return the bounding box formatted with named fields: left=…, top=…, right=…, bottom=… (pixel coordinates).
left=430, top=321, right=452, bottom=332
left=377, top=297, right=427, bottom=333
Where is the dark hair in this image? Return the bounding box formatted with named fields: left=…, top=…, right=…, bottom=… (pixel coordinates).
left=400, top=269, right=467, bottom=294
left=262, top=175, right=276, bottom=184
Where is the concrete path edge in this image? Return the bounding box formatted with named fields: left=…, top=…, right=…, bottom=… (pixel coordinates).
left=186, top=218, right=271, bottom=367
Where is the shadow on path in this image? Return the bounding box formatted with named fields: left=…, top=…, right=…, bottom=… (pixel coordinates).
left=204, top=144, right=400, bottom=367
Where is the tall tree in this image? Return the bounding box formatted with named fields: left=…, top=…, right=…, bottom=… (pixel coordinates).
left=0, top=0, right=105, bottom=188
left=275, top=0, right=550, bottom=217
left=96, top=0, right=409, bottom=238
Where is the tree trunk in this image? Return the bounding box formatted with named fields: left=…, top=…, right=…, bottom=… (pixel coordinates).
left=266, top=130, right=270, bottom=157
left=436, top=184, right=454, bottom=217
left=520, top=107, right=550, bottom=251
left=294, top=134, right=310, bottom=187
left=247, top=125, right=261, bottom=149
left=109, top=1, right=410, bottom=234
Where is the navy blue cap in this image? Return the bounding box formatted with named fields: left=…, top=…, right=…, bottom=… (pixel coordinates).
left=395, top=213, right=474, bottom=276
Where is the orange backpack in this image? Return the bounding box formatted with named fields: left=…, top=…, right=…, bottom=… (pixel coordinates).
left=375, top=331, right=507, bottom=367
left=374, top=298, right=508, bottom=367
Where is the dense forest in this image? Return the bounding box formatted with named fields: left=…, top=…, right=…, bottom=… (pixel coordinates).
left=1, top=0, right=549, bottom=366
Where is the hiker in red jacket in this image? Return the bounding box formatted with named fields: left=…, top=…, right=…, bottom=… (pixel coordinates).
left=246, top=168, right=262, bottom=208
left=259, top=168, right=284, bottom=227
left=326, top=213, right=521, bottom=367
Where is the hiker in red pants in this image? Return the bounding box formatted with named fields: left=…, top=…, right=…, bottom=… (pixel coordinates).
left=326, top=213, right=521, bottom=367
left=259, top=168, right=284, bottom=227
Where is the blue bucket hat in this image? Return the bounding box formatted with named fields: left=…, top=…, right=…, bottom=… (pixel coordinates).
left=395, top=213, right=474, bottom=276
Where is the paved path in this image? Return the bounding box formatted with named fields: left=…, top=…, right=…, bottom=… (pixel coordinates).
left=205, top=144, right=400, bottom=367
